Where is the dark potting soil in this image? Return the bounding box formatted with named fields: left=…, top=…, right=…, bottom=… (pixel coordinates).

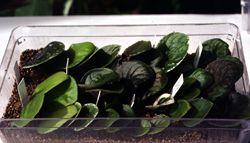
left=3, top=49, right=48, bottom=119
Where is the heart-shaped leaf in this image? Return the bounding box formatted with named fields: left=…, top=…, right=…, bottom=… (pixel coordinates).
left=183, top=98, right=213, bottom=127
left=148, top=114, right=170, bottom=135
left=14, top=72, right=69, bottom=127
left=74, top=103, right=99, bottom=131
left=169, top=100, right=191, bottom=119
left=181, top=88, right=201, bottom=101
left=45, top=76, right=78, bottom=107
left=93, top=108, right=119, bottom=130
left=85, top=83, right=124, bottom=94
left=76, top=44, right=120, bottom=73
left=123, top=41, right=152, bottom=57
left=107, top=104, right=135, bottom=133
left=67, top=102, right=82, bottom=127
left=23, top=41, right=65, bottom=69
left=67, top=42, right=96, bottom=68
left=157, top=32, right=189, bottom=72
left=37, top=104, right=78, bottom=134
left=115, top=61, right=155, bottom=89
left=80, top=68, right=120, bottom=89
left=207, top=84, right=229, bottom=101
left=199, top=38, right=230, bottom=67
left=189, top=68, right=213, bottom=89
left=142, top=70, right=168, bottom=101
left=206, top=57, right=243, bottom=88
left=133, top=120, right=151, bottom=137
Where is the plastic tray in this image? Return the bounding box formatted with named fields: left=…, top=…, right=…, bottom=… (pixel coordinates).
left=0, top=24, right=249, bottom=143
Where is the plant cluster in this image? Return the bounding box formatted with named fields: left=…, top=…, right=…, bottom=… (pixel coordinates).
left=14, top=32, right=249, bottom=136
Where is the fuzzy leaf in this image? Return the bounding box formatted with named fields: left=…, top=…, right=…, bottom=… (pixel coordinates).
left=14, top=72, right=69, bottom=127
left=123, top=41, right=152, bottom=57
left=183, top=98, right=213, bottom=127
left=169, top=100, right=191, bottom=119
left=67, top=42, right=96, bottom=68
left=199, top=38, right=230, bottom=67
left=45, top=76, right=78, bottom=106
left=74, top=103, right=99, bottom=131
left=37, top=104, right=78, bottom=134
left=23, top=41, right=65, bottom=69
left=133, top=120, right=151, bottom=137
left=157, top=32, right=189, bottom=72
left=80, top=68, right=120, bottom=89
left=148, top=114, right=170, bottom=135
left=189, top=68, right=213, bottom=89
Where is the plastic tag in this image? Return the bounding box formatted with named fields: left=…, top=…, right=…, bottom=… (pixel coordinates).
left=193, top=42, right=203, bottom=68
left=17, top=78, right=28, bottom=107
left=14, top=61, right=21, bottom=83
left=130, top=94, right=136, bottom=108
left=96, top=91, right=101, bottom=105
left=65, top=58, right=69, bottom=74
left=171, top=74, right=184, bottom=97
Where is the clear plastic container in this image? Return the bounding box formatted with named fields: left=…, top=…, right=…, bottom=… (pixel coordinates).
left=0, top=24, right=249, bottom=143
left=242, top=0, right=250, bottom=31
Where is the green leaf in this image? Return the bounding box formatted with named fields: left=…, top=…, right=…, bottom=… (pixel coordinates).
left=169, top=100, right=191, bottom=119
left=74, top=103, right=99, bottom=131
left=14, top=72, right=69, bottom=127
left=37, top=104, right=78, bottom=134
left=133, top=120, right=151, bottom=137
left=207, top=84, right=229, bottom=101
left=23, top=41, right=65, bottom=69
left=15, top=0, right=52, bottom=16
left=107, top=104, right=135, bottom=133
left=77, top=44, right=120, bottom=71
left=199, top=38, right=230, bottom=67
left=157, top=32, right=189, bottom=72
left=183, top=98, right=213, bottom=127
left=85, top=83, right=124, bottom=94
left=122, top=104, right=136, bottom=117
left=80, top=68, right=120, bottom=89
left=93, top=108, right=120, bottom=130
left=67, top=102, right=82, bottom=127
left=142, top=70, right=168, bottom=101
left=115, top=61, right=155, bottom=89
left=67, top=42, right=96, bottom=68
left=189, top=68, right=213, bottom=89
left=123, top=41, right=152, bottom=57
left=45, top=76, right=78, bottom=106
left=148, top=114, right=170, bottom=135
left=180, top=77, right=197, bottom=91
left=181, top=88, right=201, bottom=101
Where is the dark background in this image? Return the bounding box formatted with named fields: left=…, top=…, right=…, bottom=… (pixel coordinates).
left=0, top=0, right=241, bottom=16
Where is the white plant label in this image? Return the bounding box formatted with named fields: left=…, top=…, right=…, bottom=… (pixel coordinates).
left=130, top=94, right=136, bottom=108
left=14, top=61, right=21, bottom=83
left=17, top=78, right=28, bottom=107
left=65, top=58, right=69, bottom=74
left=193, top=42, right=203, bottom=68
left=171, top=74, right=184, bottom=98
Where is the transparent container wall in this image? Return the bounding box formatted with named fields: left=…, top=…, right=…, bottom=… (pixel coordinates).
left=242, top=0, right=250, bottom=31
left=0, top=118, right=249, bottom=143
left=0, top=24, right=249, bottom=143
